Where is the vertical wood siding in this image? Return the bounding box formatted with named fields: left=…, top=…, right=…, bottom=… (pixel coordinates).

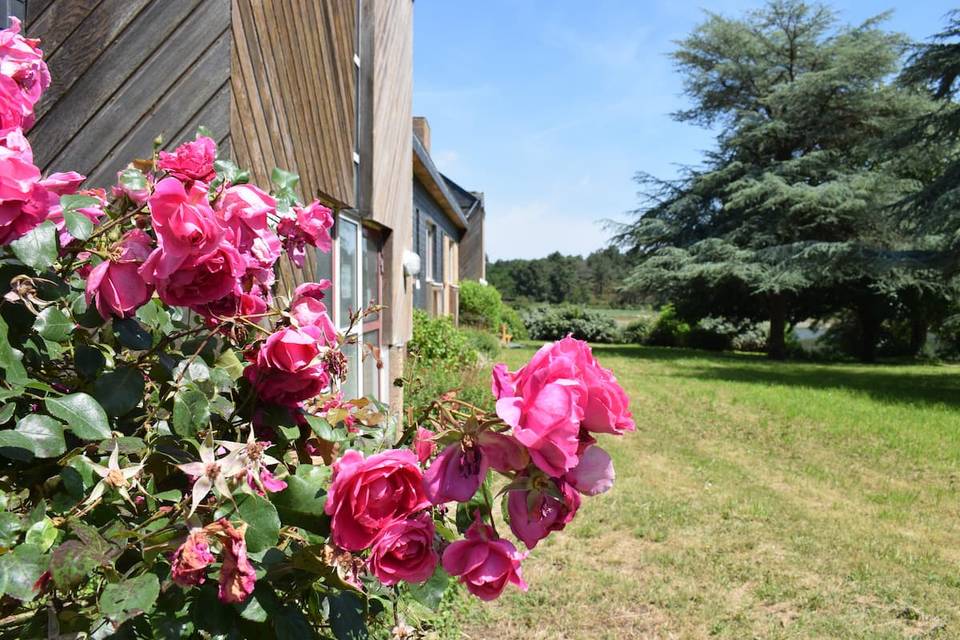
left=369, top=0, right=413, bottom=345
left=25, top=0, right=231, bottom=184
left=230, top=0, right=357, bottom=211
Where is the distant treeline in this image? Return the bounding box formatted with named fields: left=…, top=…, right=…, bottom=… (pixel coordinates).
left=486, top=247, right=637, bottom=306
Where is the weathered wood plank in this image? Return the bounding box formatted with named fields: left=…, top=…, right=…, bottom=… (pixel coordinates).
left=24, top=0, right=53, bottom=24
left=47, top=0, right=230, bottom=176
left=168, top=79, right=231, bottom=150
left=29, top=0, right=207, bottom=170
left=35, top=0, right=151, bottom=122
left=25, top=0, right=98, bottom=59
left=86, top=34, right=231, bottom=186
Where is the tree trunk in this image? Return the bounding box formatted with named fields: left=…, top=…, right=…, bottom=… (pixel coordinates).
left=909, top=316, right=928, bottom=356
left=767, top=294, right=787, bottom=360
left=856, top=307, right=880, bottom=363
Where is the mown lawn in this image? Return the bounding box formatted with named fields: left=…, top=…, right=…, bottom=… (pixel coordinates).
left=454, top=344, right=960, bottom=639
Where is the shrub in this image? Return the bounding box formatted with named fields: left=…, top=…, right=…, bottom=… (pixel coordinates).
left=686, top=316, right=738, bottom=351
left=459, top=279, right=503, bottom=330
left=645, top=304, right=691, bottom=347
left=731, top=321, right=769, bottom=352
left=462, top=327, right=501, bottom=359
left=622, top=316, right=653, bottom=344
left=408, top=309, right=476, bottom=365
left=500, top=303, right=529, bottom=340
left=523, top=305, right=619, bottom=343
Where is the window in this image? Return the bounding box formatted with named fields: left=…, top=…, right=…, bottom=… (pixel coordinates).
left=3, top=1, right=25, bottom=24
left=425, top=223, right=436, bottom=282
left=330, top=213, right=382, bottom=401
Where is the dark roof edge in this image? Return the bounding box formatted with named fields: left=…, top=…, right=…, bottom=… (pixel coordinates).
left=412, top=135, right=468, bottom=229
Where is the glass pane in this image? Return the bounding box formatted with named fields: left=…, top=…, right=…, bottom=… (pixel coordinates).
left=363, top=331, right=380, bottom=401
left=342, top=339, right=360, bottom=400
left=338, top=218, right=358, bottom=328
left=363, top=229, right=380, bottom=322
left=313, top=246, right=332, bottom=284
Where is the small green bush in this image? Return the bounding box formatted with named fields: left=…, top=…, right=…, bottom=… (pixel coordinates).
left=500, top=304, right=529, bottom=340
left=687, top=316, right=738, bottom=351
left=645, top=304, right=691, bottom=347
left=462, top=327, right=500, bottom=359
left=459, top=280, right=503, bottom=330
left=408, top=310, right=476, bottom=365
left=523, top=305, right=619, bottom=343
left=623, top=317, right=653, bottom=344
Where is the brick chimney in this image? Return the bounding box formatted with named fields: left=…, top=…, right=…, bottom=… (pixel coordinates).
left=413, top=116, right=431, bottom=152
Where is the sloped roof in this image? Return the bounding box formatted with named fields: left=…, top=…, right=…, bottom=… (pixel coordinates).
left=412, top=134, right=468, bottom=230
left=441, top=174, right=483, bottom=220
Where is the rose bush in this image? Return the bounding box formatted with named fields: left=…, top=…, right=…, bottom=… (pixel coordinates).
left=0, top=19, right=634, bottom=638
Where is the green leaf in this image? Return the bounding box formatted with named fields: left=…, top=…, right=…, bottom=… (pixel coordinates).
left=15, top=414, right=65, bottom=458
left=47, top=393, right=111, bottom=440
left=214, top=159, right=242, bottom=184
left=172, top=386, right=210, bottom=437
left=0, top=403, right=15, bottom=425
left=33, top=307, right=73, bottom=341
left=303, top=414, right=345, bottom=442
left=270, top=464, right=330, bottom=534
left=0, top=543, right=46, bottom=601
left=329, top=591, right=368, bottom=640
left=235, top=493, right=280, bottom=554
left=25, top=518, right=57, bottom=552
left=406, top=567, right=450, bottom=610
left=10, top=221, right=57, bottom=271
left=274, top=605, right=314, bottom=640
left=215, top=349, right=245, bottom=380
left=50, top=523, right=118, bottom=590
left=270, top=168, right=300, bottom=192
left=62, top=209, right=94, bottom=241
left=60, top=194, right=100, bottom=212
left=74, top=344, right=106, bottom=379
left=118, top=168, right=148, bottom=194
left=114, top=317, right=152, bottom=350
left=0, top=512, right=22, bottom=547
left=0, top=431, right=35, bottom=461
left=93, top=368, right=144, bottom=417
left=0, top=315, right=27, bottom=385
left=99, top=573, right=159, bottom=624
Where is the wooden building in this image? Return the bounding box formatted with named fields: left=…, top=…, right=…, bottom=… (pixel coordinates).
left=13, top=1, right=486, bottom=406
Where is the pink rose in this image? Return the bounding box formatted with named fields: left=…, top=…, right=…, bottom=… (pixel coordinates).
left=215, top=184, right=280, bottom=267
left=477, top=431, right=528, bottom=473
left=170, top=529, right=215, bottom=586
left=215, top=520, right=256, bottom=604
left=0, top=18, right=49, bottom=129
left=442, top=515, right=527, bottom=601
left=0, top=19, right=50, bottom=103
left=259, top=325, right=321, bottom=371
left=325, top=449, right=430, bottom=551
left=508, top=476, right=580, bottom=549
left=511, top=338, right=634, bottom=435
left=244, top=325, right=331, bottom=406
left=147, top=177, right=224, bottom=277
left=496, top=379, right=584, bottom=477
left=157, top=136, right=217, bottom=182
left=38, top=171, right=84, bottom=196
left=277, top=200, right=334, bottom=268
left=141, top=242, right=244, bottom=310
left=199, top=290, right=268, bottom=325
left=413, top=427, right=435, bottom=464
left=85, top=230, right=154, bottom=319
left=423, top=442, right=488, bottom=505
left=0, top=127, right=46, bottom=244
left=368, top=512, right=438, bottom=585
left=565, top=445, right=615, bottom=496
left=289, top=280, right=333, bottom=327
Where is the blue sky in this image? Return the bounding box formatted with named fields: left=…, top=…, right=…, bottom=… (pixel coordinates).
left=413, top=1, right=956, bottom=260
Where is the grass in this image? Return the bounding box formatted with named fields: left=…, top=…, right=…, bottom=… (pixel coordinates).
left=452, top=344, right=960, bottom=639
